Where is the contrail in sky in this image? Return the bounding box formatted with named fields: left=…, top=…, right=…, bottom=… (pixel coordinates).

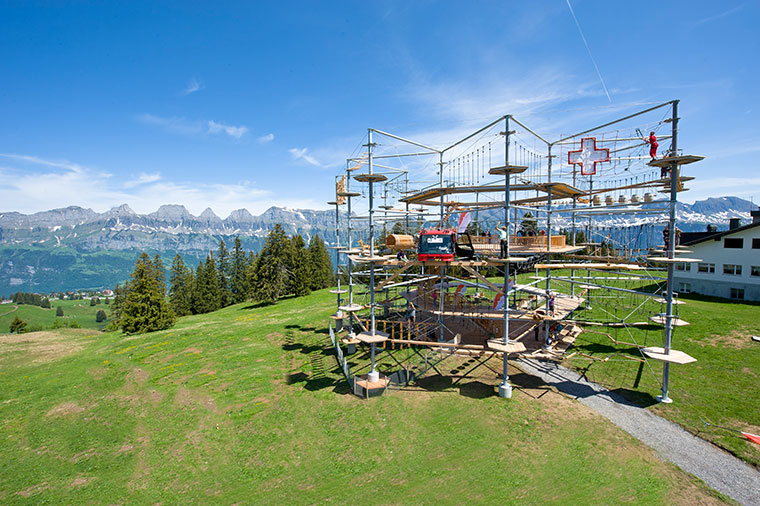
left=565, top=0, right=612, bottom=103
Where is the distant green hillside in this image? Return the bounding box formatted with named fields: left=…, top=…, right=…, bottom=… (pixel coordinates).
left=0, top=299, right=111, bottom=332
left=0, top=289, right=728, bottom=504
left=0, top=246, right=206, bottom=295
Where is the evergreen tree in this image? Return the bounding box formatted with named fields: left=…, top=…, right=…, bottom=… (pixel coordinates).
left=96, top=310, right=107, bottom=322
left=56, top=306, right=64, bottom=317
left=231, top=236, right=249, bottom=304
left=111, top=282, right=128, bottom=321
left=169, top=254, right=194, bottom=316
left=252, top=224, right=290, bottom=304
left=41, top=298, right=51, bottom=309
left=520, top=211, right=537, bottom=232
left=307, top=234, right=334, bottom=290
left=10, top=316, right=27, bottom=334
left=217, top=239, right=233, bottom=307
left=288, top=234, right=311, bottom=297
left=152, top=254, right=167, bottom=295
left=192, top=254, right=221, bottom=314
left=90, top=298, right=97, bottom=306
left=119, top=252, right=175, bottom=334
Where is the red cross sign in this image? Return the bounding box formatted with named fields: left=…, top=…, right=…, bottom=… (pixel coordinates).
left=568, top=137, right=609, bottom=176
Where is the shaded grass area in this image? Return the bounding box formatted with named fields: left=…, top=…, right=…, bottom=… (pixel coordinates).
left=0, top=299, right=110, bottom=333
left=0, top=289, right=727, bottom=504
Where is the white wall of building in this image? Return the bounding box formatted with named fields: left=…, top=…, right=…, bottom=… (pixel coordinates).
left=673, top=225, right=760, bottom=301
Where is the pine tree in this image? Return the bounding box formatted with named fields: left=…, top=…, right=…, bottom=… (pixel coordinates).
left=230, top=236, right=249, bottom=304
left=169, top=254, right=194, bottom=316
left=41, top=298, right=51, bottom=309
left=252, top=224, right=290, bottom=304
left=217, top=239, right=233, bottom=307
left=111, top=282, right=128, bottom=321
left=288, top=234, right=311, bottom=297
left=119, top=252, right=175, bottom=334
left=96, top=309, right=107, bottom=322
left=56, top=306, right=64, bottom=317
left=9, top=316, right=27, bottom=334
left=192, top=254, right=221, bottom=314
left=307, top=234, right=334, bottom=290
left=152, top=254, right=167, bottom=295
left=90, top=298, right=97, bottom=306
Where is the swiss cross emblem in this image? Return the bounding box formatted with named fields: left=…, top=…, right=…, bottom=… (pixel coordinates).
left=568, top=137, right=609, bottom=176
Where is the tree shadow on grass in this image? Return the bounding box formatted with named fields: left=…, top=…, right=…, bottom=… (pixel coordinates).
left=458, top=380, right=496, bottom=399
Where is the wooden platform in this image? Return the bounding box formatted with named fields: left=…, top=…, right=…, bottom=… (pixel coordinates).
left=652, top=297, right=685, bottom=305
left=338, top=304, right=364, bottom=312
left=329, top=289, right=348, bottom=294
left=534, top=262, right=646, bottom=271
left=647, top=155, right=704, bottom=168
left=488, top=164, right=528, bottom=175
left=354, top=374, right=390, bottom=390
left=486, top=340, right=527, bottom=353
left=648, top=315, right=690, bottom=326
left=354, top=173, right=388, bottom=183
left=647, top=257, right=702, bottom=263
left=642, top=347, right=697, bottom=364
left=355, top=330, right=390, bottom=344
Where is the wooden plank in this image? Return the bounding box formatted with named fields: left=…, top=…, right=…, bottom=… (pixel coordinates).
left=642, top=347, right=697, bottom=364
left=375, top=261, right=416, bottom=290
left=648, top=315, right=690, bottom=326
left=461, top=264, right=504, bottom=295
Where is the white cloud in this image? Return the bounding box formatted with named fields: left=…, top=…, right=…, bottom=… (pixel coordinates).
left=137, top=114, right=203, bottom=135
left=258, top=133, right=275, bottom=144
left=182, top=77, right=204, bottom=95
left=0, top=153, right=324, bottom=217
left=207, top=120, right=248, bottom=139
left=124, top=172, right=161, bottom=188
left=137, top=114, right=248, bottom=140
left=289, top=147, right=321, bottom=167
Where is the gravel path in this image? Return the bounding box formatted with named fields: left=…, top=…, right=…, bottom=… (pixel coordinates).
left=515, top=358, right=760, bottom=506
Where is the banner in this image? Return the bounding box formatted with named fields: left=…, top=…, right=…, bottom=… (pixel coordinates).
left=492, top=292, right=504, bottom=310
left=457, top=212, right=471, bottom=234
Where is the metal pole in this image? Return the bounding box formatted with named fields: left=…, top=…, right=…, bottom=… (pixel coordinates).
left=367, top=130, right=379, bottom=381
left=334, top=200, right=341, bottom=307
left=499, top=116, right=512, bottom=399
left=438, top=152, right=445, bottom=341
left=659, top=99, right=679, bottom=404
left=346, top=164, right=355, bottom=335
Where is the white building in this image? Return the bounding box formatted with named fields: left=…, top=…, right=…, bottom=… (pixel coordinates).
left=673, top=211, right=760, bottom=301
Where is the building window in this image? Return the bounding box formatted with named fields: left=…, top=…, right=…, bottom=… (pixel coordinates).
left=675, top=263, right=689, bottom=271
left=752, top=266, right=760, bottom=277
left=698, top=263, right=715, bottom=273
left=753, top=238, right=760, bottom=249
left=723, top=264, right=742, bottom=276
left=730, top=288, right=744, bottom=300
left=678, top=283, right=691, bottom=293
left=724, top=238, right=744, bottom=248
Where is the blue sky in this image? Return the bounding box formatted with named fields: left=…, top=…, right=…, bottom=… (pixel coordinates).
left=0, top=1, right=757, bottom=216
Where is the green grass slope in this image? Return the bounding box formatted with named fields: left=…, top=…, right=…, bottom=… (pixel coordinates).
left=0, top=290, right=727, bottom=504
left=0, top=299, right=110, bottom=333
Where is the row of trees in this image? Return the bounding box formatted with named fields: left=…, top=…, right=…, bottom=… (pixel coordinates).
left=113, top=228, right=335, bottom=334
left=11, top=292, right=51, bottom=308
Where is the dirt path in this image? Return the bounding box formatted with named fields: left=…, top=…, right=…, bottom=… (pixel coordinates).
left=0, top=305, right=19, bottom=317
left=516, top=358, right=760, bottom=506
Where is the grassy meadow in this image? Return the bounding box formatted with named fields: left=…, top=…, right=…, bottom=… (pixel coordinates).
left=0, top=289, right=729, bottom=504
left=0, top=298, right=111, bottom=333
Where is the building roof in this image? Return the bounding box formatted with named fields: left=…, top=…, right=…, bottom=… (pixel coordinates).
left=681, top=220, right=760, bottom=246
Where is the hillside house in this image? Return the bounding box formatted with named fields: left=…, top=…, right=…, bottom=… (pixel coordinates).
left=673, top=210, right=760, bottom=301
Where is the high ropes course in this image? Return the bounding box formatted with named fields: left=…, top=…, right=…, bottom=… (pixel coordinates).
left=325, top=100, right=704, bottom=401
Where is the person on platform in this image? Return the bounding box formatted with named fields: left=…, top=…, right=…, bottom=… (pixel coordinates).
left=547, top=291, right=556, bottom=316
left=496, top=225, right=509, bottom=258
left=645, top=131, right=658, bottom=161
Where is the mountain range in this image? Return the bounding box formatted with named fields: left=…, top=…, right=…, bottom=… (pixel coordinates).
left=0, top=196, right=755, bottom=295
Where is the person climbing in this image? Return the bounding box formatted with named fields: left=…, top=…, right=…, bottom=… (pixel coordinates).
left=645, top=131, right=658, bottom=161
left=495, top=225, right=509, bottom=258
left=547, top=291, right=556, bottom=316
left=396, top=250, right=408, bottom=262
